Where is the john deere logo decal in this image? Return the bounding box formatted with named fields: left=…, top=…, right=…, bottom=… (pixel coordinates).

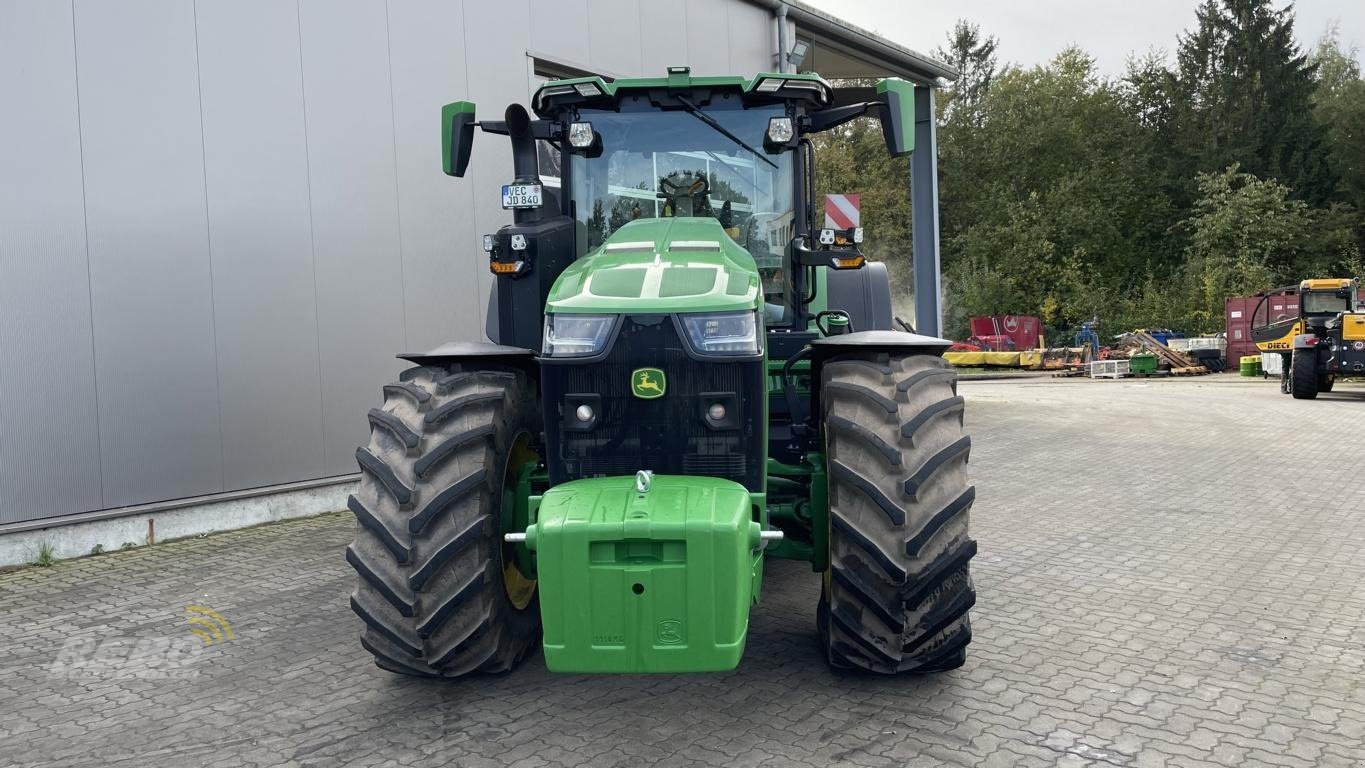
left=632, top=368, right=666, bottom=399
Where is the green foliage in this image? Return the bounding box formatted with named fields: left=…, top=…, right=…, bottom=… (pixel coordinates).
left=1169, top=0, right=1337, bottom=205
left=1312, top=28, right=1365, bottom=236
left=1179, top=166, right=1313, bottom=325
left=917, top=4, right=1365, bottom=340
left=939, top=48, right=1173, bottom=336
left=933, top=20, right=998, bottom=124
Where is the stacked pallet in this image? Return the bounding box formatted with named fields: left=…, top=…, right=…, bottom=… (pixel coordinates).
left=1124, top=331, right=1209, bottom=375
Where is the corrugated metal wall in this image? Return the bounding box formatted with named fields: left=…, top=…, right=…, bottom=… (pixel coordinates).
left=0, top=0, right=774, bottom=525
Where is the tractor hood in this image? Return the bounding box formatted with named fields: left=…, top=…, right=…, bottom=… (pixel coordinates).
left=545, top=218, right=761, bottom=315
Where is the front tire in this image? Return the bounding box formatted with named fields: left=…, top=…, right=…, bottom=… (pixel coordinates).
left=819, top=352, right=977, bottom=674
left=1291, top=349, right=1320, bottom=400
left=347, top=365, right=542, bottom=677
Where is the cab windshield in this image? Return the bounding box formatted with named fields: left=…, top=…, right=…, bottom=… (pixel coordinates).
left=1303, top=291, right=1350, bottom=315
left=568, top=104, right=796, bottom=310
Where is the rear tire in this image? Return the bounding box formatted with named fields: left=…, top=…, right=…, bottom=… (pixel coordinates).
left=1291, top=349, right=1320, bottom=400
left=819, top=352, right=976, bottom=674
left=347, top=365, right=542, bottom=677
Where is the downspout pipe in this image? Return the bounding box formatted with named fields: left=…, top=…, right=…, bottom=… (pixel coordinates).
left=775, top=3, right=790, bottom=74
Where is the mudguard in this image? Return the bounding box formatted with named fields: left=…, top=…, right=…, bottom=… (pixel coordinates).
left=398, top=341, right=537, bottom=376
left=808, top=329, right=953, bottom=360
left=803, top=331, right=956, bottom=433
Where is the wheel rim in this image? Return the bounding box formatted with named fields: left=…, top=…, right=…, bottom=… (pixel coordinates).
left=499, top=431, right=539, bottom=611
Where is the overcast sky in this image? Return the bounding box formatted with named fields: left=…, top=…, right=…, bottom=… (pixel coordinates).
left=804, top=0, right=1365, bottom=77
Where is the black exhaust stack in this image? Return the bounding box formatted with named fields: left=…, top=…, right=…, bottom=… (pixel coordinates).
left=505, top=104, right=543, bottom=225
left=484, top=103, right=575, bottom=351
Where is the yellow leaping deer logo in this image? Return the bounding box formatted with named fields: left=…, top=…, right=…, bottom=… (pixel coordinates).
left=631, top=368, right=666, bottom=399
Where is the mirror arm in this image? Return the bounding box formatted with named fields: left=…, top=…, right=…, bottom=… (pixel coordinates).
left=478, top=119, right=558, bottom=139
left=805, top=101, right=884, bottom=133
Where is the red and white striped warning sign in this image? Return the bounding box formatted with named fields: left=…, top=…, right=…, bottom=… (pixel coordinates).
left=824, top=193, right=860, bottom=229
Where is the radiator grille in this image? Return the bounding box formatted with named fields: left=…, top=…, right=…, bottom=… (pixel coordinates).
left=541, top=315, right=764, bottom=492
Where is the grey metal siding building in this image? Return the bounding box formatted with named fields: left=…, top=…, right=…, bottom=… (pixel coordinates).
left=0, top=0, right=949, bottom=529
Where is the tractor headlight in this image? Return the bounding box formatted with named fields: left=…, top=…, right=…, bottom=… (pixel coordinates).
left=542, top=314, right=616, bottom=358
left=679, top=311, right=760, bottom=356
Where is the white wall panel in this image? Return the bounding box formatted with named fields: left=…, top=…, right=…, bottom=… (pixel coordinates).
left=530, top=0, right=590, bottom=67
left=0, top=0, right=103, bottom=523
left=387, top=0, right=482, bottom=353
left=684, top=0, right=733, bottom=75
left=299, top=0, right=407, bottom=476
left=726, top=1, right=774, bottom=73
left=639, top=3, right=690, bottom=75
left=196, top=0, right=326, bottom=490
left=461, top=0, right=533, bottom=313
left=587, top=0, right=642, bottom=76
left=0, top=0, right=788, bottom=523
left=74, top=0, right=223, bottom=507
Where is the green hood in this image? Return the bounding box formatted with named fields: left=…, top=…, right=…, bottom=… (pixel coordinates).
left=546, top=218, right=761, bottom=314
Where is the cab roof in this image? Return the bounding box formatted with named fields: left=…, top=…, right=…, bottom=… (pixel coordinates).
left=531, top=67, right=833, bottom=116
left=1301, top=278, right=1356, bottom=291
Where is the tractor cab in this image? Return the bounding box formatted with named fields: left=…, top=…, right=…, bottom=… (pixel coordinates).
left=443, top=68, right=913, bottom=342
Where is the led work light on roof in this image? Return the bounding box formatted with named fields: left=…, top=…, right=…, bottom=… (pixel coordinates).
left=573, top=82, right=602, bottom=97
left=538, top=84, right=575, bottom=99
left=755, top=77, right=784, bottom=93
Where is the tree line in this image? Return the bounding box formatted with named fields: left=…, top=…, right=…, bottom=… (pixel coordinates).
left=815, top=0, right=1365, bottom=340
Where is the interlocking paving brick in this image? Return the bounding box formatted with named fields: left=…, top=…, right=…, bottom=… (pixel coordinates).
left=1, top=376, right=1363, bottom=767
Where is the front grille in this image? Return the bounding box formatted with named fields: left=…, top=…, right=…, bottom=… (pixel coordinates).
left=541, top=315, right=765, bottom=492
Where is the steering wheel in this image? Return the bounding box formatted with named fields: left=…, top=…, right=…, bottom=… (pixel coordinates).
left=658, top=170, right=710, bottom=217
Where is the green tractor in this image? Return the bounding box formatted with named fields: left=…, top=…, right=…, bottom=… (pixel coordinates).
left=346, top=67, right=976, bottom=677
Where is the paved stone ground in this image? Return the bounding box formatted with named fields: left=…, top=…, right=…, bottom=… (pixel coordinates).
left=3, top=375, right=1364, bottom=767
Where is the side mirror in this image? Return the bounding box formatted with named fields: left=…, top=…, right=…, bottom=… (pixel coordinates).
left=874, top=79, right=914, bottom=157
left=442, top=101, right=476, bottom=177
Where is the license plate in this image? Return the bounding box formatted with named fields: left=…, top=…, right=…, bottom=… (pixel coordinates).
left=501, top=184, right=542, bottom=210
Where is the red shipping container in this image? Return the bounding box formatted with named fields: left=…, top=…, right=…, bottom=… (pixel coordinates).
left=968, top=315, right=1041, bottom=350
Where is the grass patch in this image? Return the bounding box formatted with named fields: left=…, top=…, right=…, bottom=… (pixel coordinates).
left=31, top=542, right=57, bottom=567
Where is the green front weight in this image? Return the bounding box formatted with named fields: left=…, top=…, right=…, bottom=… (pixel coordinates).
left=520, top=475, right=759, bottom=674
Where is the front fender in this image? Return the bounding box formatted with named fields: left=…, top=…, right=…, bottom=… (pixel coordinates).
left=398, top=341, right=537, bottom=377
left=808, top=329, right=953, bottom=360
